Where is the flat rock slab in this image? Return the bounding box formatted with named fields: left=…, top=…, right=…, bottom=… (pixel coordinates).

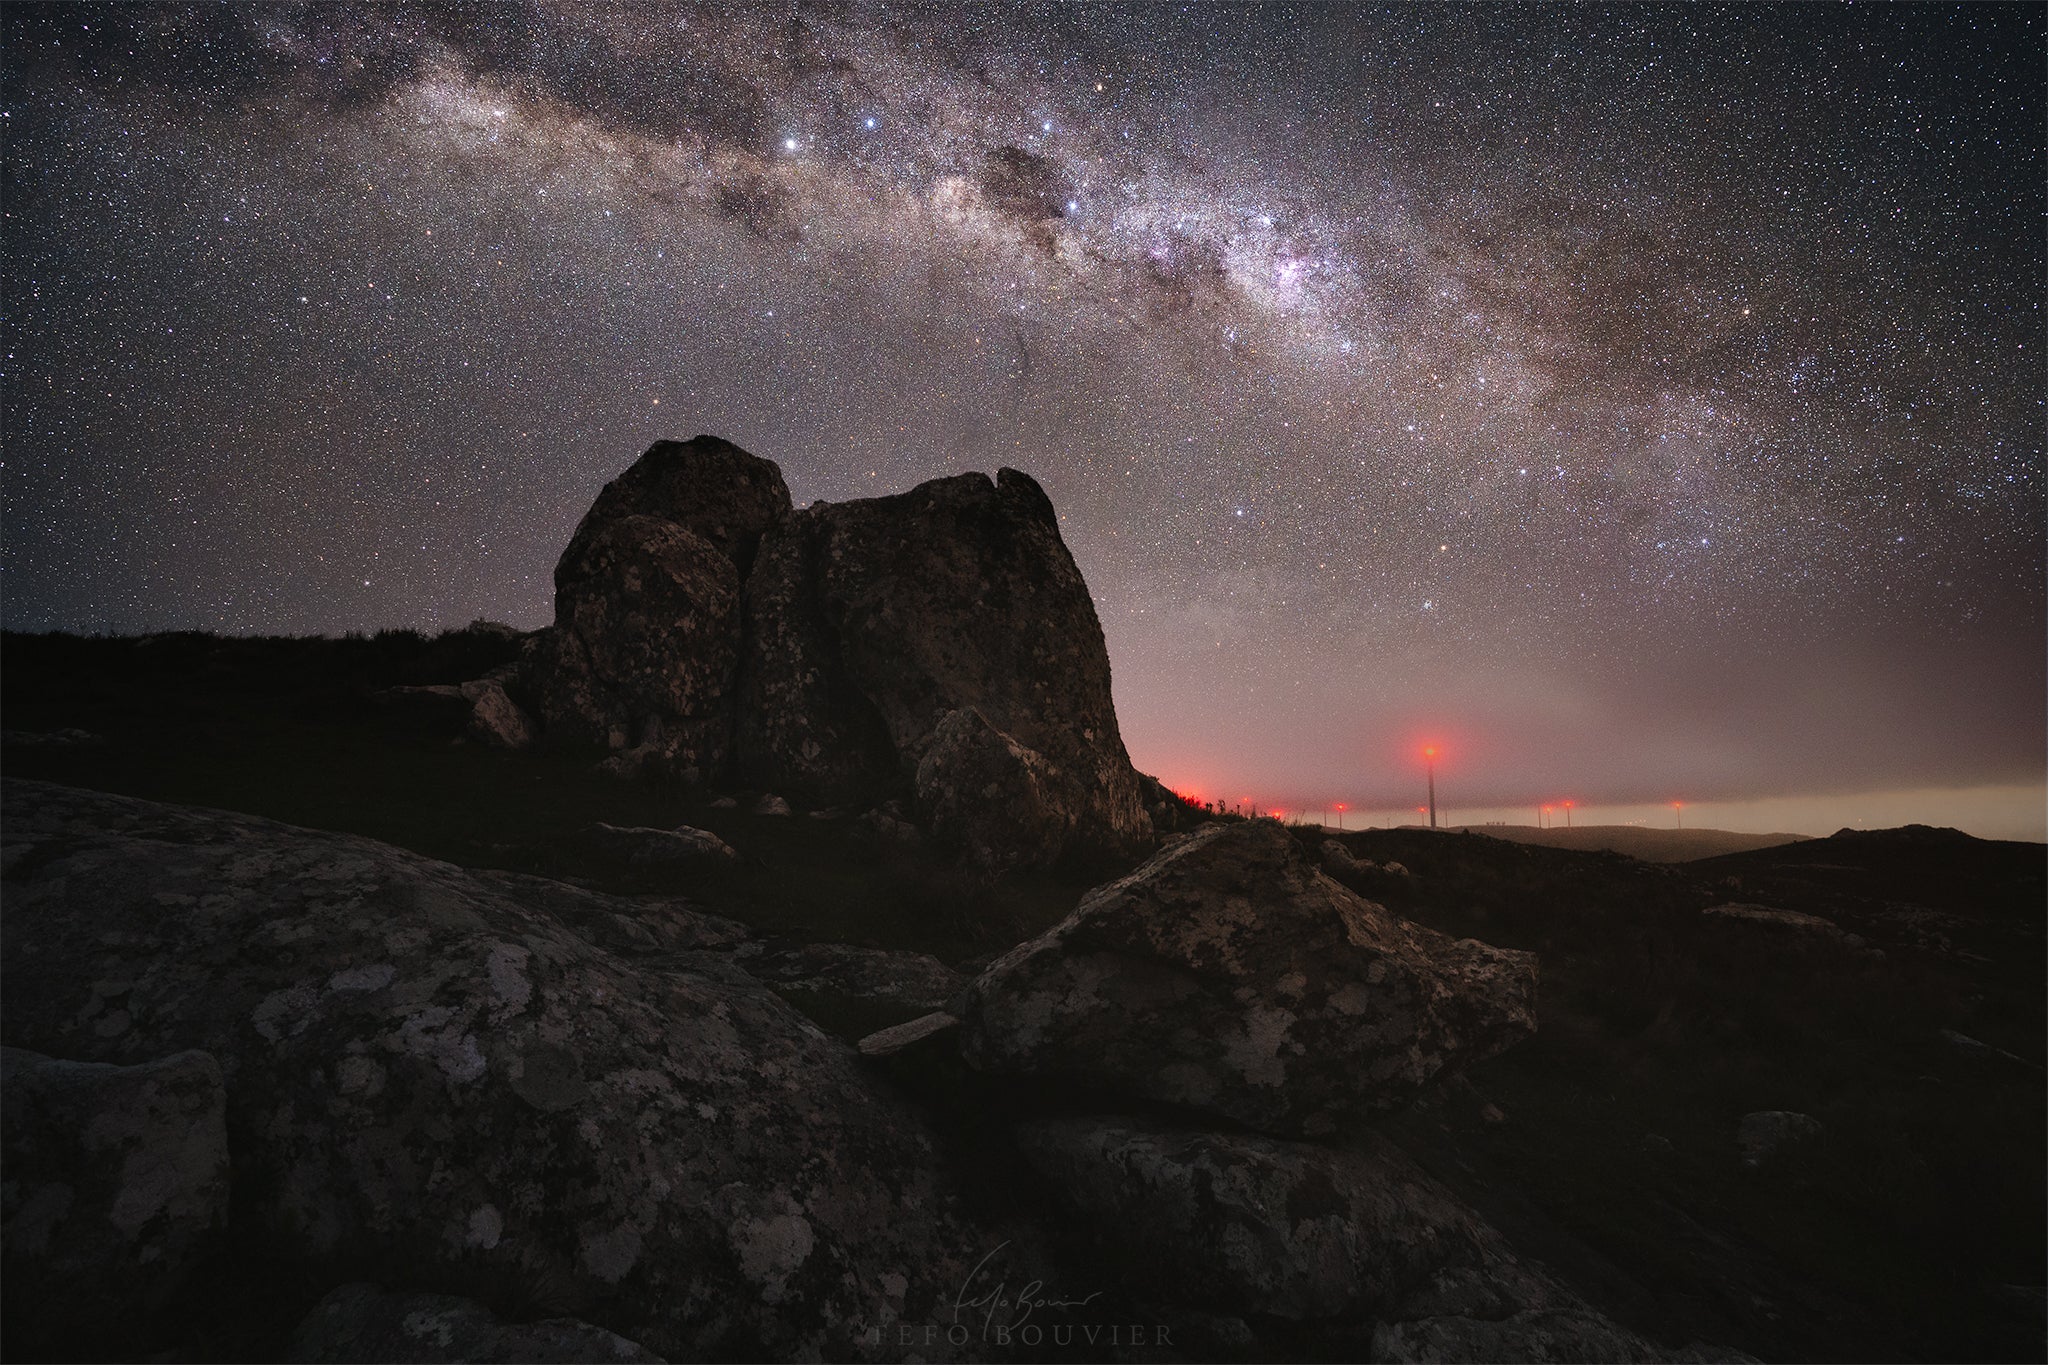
left=1703, top=903, right=1864, bottom=946
left=581, top=822, right=738, bottom=865
left=857, top=1012, right=961, bottom=1059
left=288, top=1282, right=662, bottom=1363
left=958, top=820, right=1538, bottom=1135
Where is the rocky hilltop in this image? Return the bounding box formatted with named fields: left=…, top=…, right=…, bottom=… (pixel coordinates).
left=2, top=443, right=2040, bottom=1363
left=0, top=778, right=1716, bottom=1364
left=527, top=437, right=1152, bottom=872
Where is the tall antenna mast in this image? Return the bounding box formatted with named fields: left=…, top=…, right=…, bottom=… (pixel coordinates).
left=1423, top=746, right=1439, bottom=829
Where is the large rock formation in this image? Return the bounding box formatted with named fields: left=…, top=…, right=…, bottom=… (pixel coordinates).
left=528, top=437, right=1152, bottom=869
left=737, top=467, right=1150, bottom=866
left=0, top=778, right=1029, bottom=1362
left=531, top=437, right=791, bottom=781
left=956, top=819, right=1539, bottom=1135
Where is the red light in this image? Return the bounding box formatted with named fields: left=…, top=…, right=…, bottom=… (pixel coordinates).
left=1422, top=745, right=1438, bottom=759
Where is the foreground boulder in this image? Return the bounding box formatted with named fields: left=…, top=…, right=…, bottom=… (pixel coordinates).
left=0, top=779, right=1023, bottom=1361
left=1019, top=1121, right=1744, bottom=1365
left=1017, top=1117, right=1746, bottom=1363
left=957, top=820, right=1538, bottom=1135
left=1, top=1045, right=230, bottom=1353
left=1014, top=1117, right=1558, bottom=1322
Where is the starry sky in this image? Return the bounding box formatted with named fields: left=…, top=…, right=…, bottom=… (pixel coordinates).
left=5, top=3, right=2044, bottom=837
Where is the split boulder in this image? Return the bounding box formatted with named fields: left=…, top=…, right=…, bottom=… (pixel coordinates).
left=957, top=820, right=1538, bottom=1135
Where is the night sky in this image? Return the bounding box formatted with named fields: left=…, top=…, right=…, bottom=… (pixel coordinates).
left=5, top=4, right=2043, bottom=836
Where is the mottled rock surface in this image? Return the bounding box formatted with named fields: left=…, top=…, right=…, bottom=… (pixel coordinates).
left=460, top=677, right=538, bottom=750
left=567, top=434, right=793, bottom=574
left=913, top=706, right=1076, bottom=872
left=0, top=778, right=1020, bottom=1361
left=1018, top=1116, right=1741, bottom=1362
left=1014, top=1117, right=1559, bottom=1322
left=531, top=438, right=793, bottom=780
left=523, top=439, right=1151, bottom=869
left=736, top=466, right=1152, bottom=868
left=958, top=820, right=1538, bottom=1135
left=1737, top=1110, right=1824, bottom=1172
left=1, top=1045, right=230, bottom=1349
left=742, top=944, right=965, bottom=1016
left=288, top=1282, right=662, bottom=1363
left=532, top=513, right=747, bottom=778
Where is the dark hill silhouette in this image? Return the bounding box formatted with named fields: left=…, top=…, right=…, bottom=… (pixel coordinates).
left=1695, top=822, right=2045, bottom=921
left=1443, top=822, right=1809, bottom=863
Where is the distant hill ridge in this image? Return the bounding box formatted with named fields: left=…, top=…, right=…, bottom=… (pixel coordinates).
left=1437, top=824, right=1811, bottom=863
